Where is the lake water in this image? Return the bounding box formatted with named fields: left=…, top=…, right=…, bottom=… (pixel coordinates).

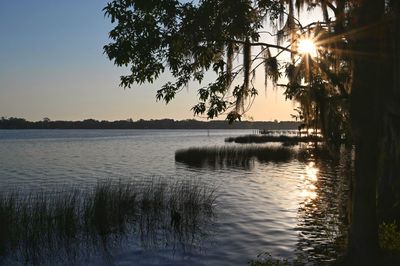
left=0, top=129, right=350, bottom=265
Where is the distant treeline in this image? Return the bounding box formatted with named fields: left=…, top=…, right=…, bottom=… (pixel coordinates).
left=0, top=117, right=300, bottom=130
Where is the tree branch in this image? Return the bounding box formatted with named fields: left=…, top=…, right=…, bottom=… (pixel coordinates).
left=325, top=1, right=337, bottom=15
left=227, top=39, right=293, bottom=53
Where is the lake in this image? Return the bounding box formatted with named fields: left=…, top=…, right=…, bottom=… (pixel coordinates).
left=0, top=129, right=350, bottom=265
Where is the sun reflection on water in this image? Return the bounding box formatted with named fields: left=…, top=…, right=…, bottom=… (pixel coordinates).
left=299, top=162, right=319, bottom=203
left=294, top=151, right=352, bottom=264
left=306, top=162, right=318, bottom=181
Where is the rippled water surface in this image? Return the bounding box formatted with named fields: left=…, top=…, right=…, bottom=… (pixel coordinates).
left=0, top=130, right=350, bottom=265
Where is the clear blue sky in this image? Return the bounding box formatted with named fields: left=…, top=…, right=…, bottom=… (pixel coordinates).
left=0, top=0, right=296, bottom=121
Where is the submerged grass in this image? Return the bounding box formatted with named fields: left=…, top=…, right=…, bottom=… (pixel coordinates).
left=0, top=179, right=216, bottom=263
left=175, top=145, right=294, bottom=167
left=249, top=253, right=290, bottom=266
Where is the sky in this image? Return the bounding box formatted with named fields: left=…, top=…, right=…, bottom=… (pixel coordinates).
left=0, top=0, right=299, bottom=122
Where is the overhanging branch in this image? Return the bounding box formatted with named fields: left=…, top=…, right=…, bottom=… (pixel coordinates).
left=227, top=39, right=293, bottom=53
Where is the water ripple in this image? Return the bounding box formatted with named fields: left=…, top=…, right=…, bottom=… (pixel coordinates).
left=0, top=130, right=350, bottom=265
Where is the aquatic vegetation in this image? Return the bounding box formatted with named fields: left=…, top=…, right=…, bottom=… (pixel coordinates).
left=0, top=179, right=216, bottom=263
left=225, top=134, right=323, bottom=144
left=175, top=145, right=294, bottom=167
left=249, top=253, right=290, bottom=266
left=175, top=144, right=338, bottom=168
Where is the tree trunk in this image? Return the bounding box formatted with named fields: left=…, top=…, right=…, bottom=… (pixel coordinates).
left=377, top=0, right=400, bottom=223
left=347, top=0, right=385, bottom=264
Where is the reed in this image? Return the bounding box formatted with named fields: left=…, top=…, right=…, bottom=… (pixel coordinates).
left=175, top=145, right=294, bottom=167
left=0, top=179, right=216, bottom=262
left=225, top=134, right=322, bottom=144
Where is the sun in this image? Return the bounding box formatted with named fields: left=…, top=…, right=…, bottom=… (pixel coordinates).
left=298, top=39, right=317, bottom=57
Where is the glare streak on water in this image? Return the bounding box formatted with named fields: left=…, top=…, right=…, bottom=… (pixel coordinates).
left=0, top=129, right=349, bottom=265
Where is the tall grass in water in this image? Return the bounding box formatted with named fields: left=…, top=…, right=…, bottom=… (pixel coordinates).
left=225, top=134, right=323, bottom=144
left=0, top=190, right=82, bottom=263
left=0, top=179, right=216, bottom=263
left=175, top=145, right=294, bottom=167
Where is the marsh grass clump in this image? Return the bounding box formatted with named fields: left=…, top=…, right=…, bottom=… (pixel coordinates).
left=83, top=181, right=141, bottom=238
left=0, top=193, right=18, bottom=256
left=225, top=134, right=323, bottom=144
left=0, top=190, right=83, bottom=262
left=175, top=145, right=294, bottom=167
left=169, top=181, right=216, bottom=228
left=0, top=179, right=216, bottom=263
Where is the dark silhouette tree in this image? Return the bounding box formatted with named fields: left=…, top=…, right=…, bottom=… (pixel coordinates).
left=346, top=0, right=384, bottom=263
